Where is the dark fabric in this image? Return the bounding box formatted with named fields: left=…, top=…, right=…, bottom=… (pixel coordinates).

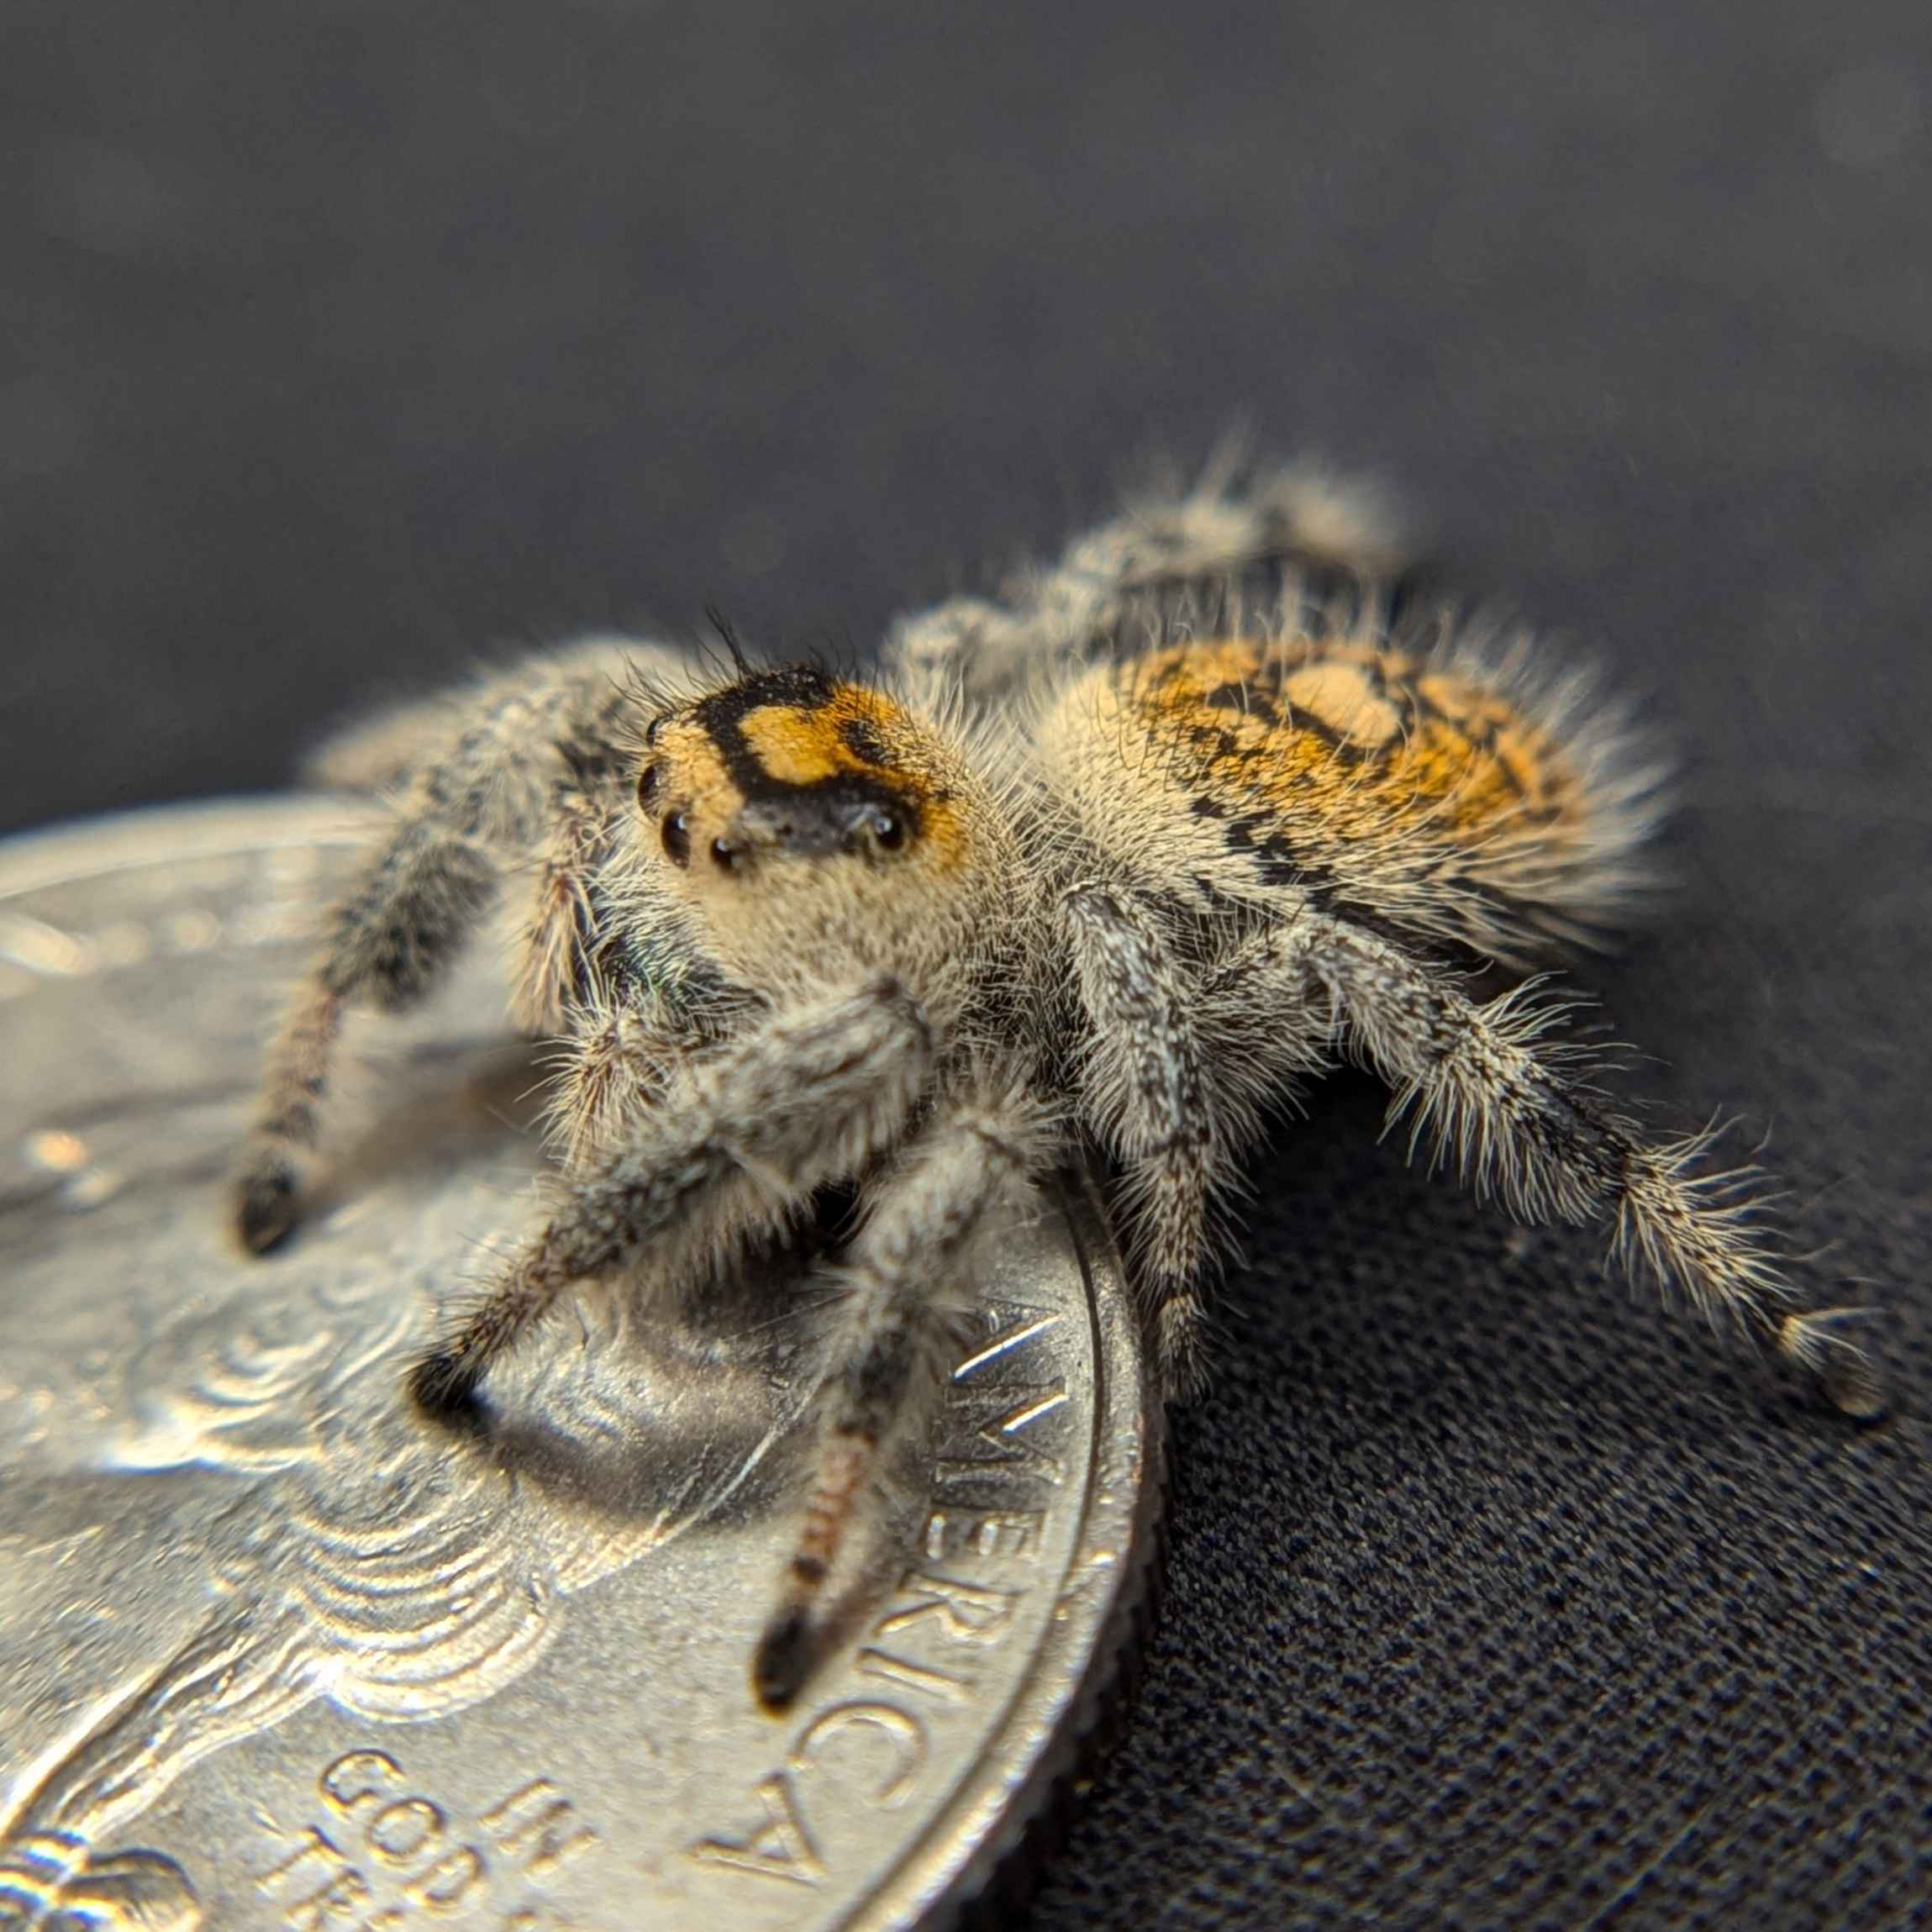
left=6, top=3, right=1929, bottom=1924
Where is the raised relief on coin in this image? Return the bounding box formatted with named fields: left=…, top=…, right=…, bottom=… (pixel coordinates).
left=0, top=803, right=1157, bottom=1932
left=1, top=1119, right=806, bottom=1928
left=247, top=1752, right=601, bottom=1928
left=687, top=1300, right=1069, bottom=1893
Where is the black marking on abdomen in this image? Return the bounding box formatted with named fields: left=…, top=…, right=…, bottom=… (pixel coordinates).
left=1202, top=681, right=1282, bottom=726
left=1222, top=810, right=1324, bottom=891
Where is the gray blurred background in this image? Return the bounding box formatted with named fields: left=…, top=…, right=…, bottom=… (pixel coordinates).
left=5, top=3, right=1930, bottom=1926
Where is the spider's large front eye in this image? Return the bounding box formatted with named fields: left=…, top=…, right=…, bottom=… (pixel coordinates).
left=636, top=762, right=661, bottom=809
left=846, top=803, right=908, bottom=854
left=661, top=811, right=691, bottom=866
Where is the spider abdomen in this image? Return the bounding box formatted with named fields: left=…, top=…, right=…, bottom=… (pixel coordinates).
left=1036, top=629, right=1662, bottom=963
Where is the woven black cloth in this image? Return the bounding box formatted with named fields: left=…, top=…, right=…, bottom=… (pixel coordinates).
left=7, top=3, right=1929, bottom=1924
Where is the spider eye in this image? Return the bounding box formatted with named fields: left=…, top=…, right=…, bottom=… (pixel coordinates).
left=636, top=762, right=660, bottom=808
left=871, top=812, right=905, bottom=851
left=709, top=837, right=739, bottom=871
left=661, top=811, right=691, bottom=867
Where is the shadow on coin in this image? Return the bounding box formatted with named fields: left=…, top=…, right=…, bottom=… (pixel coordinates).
left=420, top=1309, right=930, bottom=1690
left=313, top=1033, right=552, bottom=1215
left=307, top=1031, right=931, bottom=1665
left=413, top=1301, right=931, bottom=1703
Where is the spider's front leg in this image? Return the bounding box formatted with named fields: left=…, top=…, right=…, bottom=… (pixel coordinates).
left=1218, top=911, right=1885, bottom=1417
left=407, top=975, right=934, bottom=1414
left=753, top=1070, right=1052, bottom=1713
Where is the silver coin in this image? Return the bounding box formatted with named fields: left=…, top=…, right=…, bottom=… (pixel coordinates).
left=0, top=798, right=1163, bottom=1932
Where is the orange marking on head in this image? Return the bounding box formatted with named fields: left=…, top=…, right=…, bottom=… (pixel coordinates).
left=651, top=718, right=747, bottom=821
left=655, top=673, right=983, bottom=887
left=739, top=705, right=852, bottom=785
left=763, top=682, right=971, bottom=869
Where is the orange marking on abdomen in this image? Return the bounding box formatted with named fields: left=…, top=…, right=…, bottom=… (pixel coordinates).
left=1281, top=660, right=1402, bottom=747
left=1118, top=636, right=1579, bottom=840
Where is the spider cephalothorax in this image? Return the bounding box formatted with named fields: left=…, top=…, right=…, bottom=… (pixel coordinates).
left=632, top=661, right=1022, bottom=992
left=235, top=461, right=1881, bottom=1712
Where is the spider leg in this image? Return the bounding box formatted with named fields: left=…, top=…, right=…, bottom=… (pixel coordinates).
left=235, top=649, right=651, bottom=1254
left=1057, top=886, right=1218, bottom=1393
left=408, top=975, right=934, bottom=1414
left=234, top=811, right=501, bottom=1253
left=545, top=994, right=686, bottom=1171
left=1058, top=886, right=1327, bottom=1397
left=512, top=777, right=623, bottom=1038
left=1220, top=911, right=1885, bottom=1417
left=753, top=1070, right=1050, bottom=1713
left=303, top=636, right=664, bottom=796
left=887, top=457, right=1408, bottom=700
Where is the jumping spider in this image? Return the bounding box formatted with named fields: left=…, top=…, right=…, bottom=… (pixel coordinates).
left=234, top=461, right=1882, bottom=1711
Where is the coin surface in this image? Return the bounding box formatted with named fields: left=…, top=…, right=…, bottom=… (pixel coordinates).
left=0, top=798, right=1162, bottom=1932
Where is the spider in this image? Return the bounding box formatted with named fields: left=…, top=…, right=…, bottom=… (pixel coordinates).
left=234, top=460, right=1882, bottom=1713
